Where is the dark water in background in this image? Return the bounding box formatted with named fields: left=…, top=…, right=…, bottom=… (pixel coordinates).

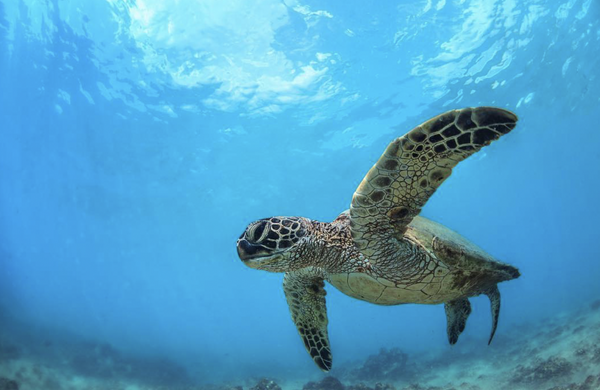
left=0, top=0, right=599, bottom=385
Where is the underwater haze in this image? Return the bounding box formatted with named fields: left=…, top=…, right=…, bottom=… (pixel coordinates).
left=1, top=0, right=600, bottom=389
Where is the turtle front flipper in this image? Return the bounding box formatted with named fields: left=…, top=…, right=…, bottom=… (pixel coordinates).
left=349, top=107, right=518, bottom=264
left=283, top=270, right=332, bottom=372
left=445, top=298, right=472, bottom=344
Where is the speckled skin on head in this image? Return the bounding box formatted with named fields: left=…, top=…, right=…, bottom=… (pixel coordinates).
left=237, top=107, right=521, bottom=372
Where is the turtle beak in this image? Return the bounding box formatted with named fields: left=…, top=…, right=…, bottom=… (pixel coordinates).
left=237, top=239, right=256, bottom=262
left=236, top=238, right=283, bottom=270
left=236, top=238, right=274, bottom=262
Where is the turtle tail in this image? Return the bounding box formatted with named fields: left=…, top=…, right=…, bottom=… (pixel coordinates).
left=493, top=262, right=520, bottom=282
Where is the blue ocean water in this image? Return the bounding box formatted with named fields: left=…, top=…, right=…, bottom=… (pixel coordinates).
left=0, top=0, right=599, bottom=388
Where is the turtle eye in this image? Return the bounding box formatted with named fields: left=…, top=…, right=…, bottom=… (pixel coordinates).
left=249, top=221, right=268, bottom=243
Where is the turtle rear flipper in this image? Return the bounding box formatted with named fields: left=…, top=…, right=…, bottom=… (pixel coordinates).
left=485, top=285, right=501, bottom=345
left=283, top=270, right=332, bottom=372
left=444, top=298, right=471, bottom=345
left=445, top=298, right=472, bottom=344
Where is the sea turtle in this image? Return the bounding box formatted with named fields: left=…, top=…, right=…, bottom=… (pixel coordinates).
left=236, top=107, right=520, bottom=372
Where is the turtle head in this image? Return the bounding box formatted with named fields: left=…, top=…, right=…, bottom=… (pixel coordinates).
left=237, top=216, right=308, bottom=272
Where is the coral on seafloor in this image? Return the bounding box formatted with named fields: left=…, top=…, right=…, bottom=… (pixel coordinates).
left=67, top=341, right=192, bottom=386
left=1, top=300, right=600, bottom=390
left=347, top=383, right=396, bottom=390
left=574, top=345, right=600, bottom=363
left=398, top=384, right=481, bottom=390
left=250, top=378, right=282, bottom=390
left=511, top=356, right=574, bottom=384
left=302, top=376, right=398, bottom=390
left=351, top=348, right=414, bottom=382
left=547, top=374, right=600, bottom=390
left=303, top=376, right=346, bottom=390
left=0, top=377, right=19, bottom=390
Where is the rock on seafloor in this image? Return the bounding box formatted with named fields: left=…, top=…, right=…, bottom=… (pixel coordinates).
left=250, top=378, right=282, bottom=390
